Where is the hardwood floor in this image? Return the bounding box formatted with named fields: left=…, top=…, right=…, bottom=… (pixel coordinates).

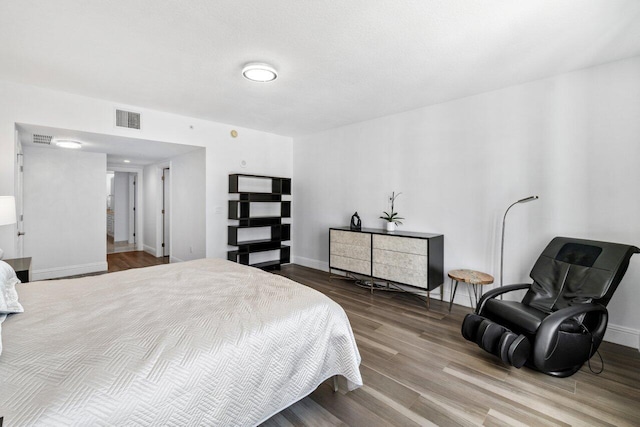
left=107, top=251, right=169, bottom=272
left=261, top=264, right=640, bottom=427
left=106, top=235, right=137, bottom=254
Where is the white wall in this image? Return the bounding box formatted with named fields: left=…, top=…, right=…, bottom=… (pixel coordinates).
left=23, top=145, right=107, bottom=279
left=293, top=55, right=640, bottom=349
left=0, top=79, right=293, bottom=262
left=170, top=148, right=206, bottom=262
left=113, top=171, right=129, bottom=242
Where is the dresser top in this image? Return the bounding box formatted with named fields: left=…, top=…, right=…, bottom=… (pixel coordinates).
left=330, top=227, right=442, bottom=239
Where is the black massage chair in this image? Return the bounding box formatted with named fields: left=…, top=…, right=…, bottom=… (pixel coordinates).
left=461, top=237, right=639, bottom=377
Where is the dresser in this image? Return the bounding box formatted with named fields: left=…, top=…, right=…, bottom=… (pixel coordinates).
left=329, top=227, right=444, bottom=294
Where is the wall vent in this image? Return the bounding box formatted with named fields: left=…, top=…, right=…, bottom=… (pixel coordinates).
left=33, top=134, right=53, bottom=145
left=116, top=109, right=141, bottom=130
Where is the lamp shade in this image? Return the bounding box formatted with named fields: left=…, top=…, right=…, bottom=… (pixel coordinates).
left=0, top=196, right=17, bottom=226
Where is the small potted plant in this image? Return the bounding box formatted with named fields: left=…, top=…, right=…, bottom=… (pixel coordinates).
left=380, top=191, right=403, bottom=232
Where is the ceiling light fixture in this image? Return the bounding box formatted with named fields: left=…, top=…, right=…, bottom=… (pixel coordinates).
left=242, top=63, right=278, bottom=82
left=55, top=140, right=82, bottom=149
left=123, top=160, right=131, bottom=163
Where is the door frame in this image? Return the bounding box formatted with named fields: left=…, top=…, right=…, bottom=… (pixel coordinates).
left=162, top=167, right=170, bottom=257
left=108, top=165, right=144, bottom=252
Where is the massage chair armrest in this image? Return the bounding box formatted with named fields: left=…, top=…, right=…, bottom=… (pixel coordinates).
left=476, top=283, right=531, bottom=314
left=534, top=303, right=608, bottom=367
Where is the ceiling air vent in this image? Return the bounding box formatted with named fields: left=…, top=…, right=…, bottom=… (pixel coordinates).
left=115, top=109, right=141, bottom=130
left=33, top=134, right=53, bottom=145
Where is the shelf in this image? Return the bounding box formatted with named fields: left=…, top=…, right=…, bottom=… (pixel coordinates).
left=250, top=260, right=283, bottom=271
left=228, top=224, right=290, bottom=245
left=237, top=241, right=288, bottom=252
left=228, top=246, right=290, bottom=269
left=237, top=193, right=283, bottom=202
left=239, top=217, right=284, bottom=227
left=228, top=200, right=291, bottom=220
left=229, top=243, right=289, bottom=255
left=229, top=174, right=292, bottom=195
left=228, top=173, right=291, bottom=270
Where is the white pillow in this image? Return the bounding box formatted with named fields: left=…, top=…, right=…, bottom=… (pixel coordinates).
left=0, top=260, right=24, bottom=314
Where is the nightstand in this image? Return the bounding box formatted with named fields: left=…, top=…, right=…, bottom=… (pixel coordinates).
left=4, top=257, right=32, bottom=283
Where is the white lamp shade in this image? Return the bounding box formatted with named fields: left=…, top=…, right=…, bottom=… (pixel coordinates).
left=0, top=196, right=17, bottom=226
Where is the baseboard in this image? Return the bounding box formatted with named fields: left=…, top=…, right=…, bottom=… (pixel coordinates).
left=170, top=256, right=184, bottom=263
left=143, top=244, right=157, bottom=256
left=292, top=255, right=329, bottom=272
left=605, top=324, right=640, bottom=350
left=32, top=262, right=108, bottom=281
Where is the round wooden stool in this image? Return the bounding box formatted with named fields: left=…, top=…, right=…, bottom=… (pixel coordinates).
left=448, top=269, right=494, bottom=311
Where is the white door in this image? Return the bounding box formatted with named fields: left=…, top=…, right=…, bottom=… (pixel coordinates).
left=162, top=168, right=170, bottom=257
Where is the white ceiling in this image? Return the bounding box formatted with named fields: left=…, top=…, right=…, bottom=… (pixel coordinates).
left=17, top=124, right=202, bottom=167
left=2, top=1, right=640, bottom=137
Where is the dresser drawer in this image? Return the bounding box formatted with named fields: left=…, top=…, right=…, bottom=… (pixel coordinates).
left=372, top=249, right=427, bottom=271
left=331, top=242, right=371, bottom=261
left=330, top=229, right=371, bottom=247
left=330, top=254, right=371, bottom=276
left=373, top=234, right=428, bottom=255
left=372, top=262, right=429, bottom=289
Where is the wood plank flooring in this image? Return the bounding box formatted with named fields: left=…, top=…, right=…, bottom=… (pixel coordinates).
left=262, top=264, right=640, bottom=426
left=107, top=251, right=169, bottom=272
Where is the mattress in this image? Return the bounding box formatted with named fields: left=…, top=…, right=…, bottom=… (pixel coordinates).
left=0, top=258, right=362, bottom=426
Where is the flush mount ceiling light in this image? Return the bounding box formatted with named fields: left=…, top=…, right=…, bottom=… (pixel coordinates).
left=55, top=140, right=82, bottom=149
left=123, top=159, right=131, bottom=163
left=242, top=63, right=278, bottom=82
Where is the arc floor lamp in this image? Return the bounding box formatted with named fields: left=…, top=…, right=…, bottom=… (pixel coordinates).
left=500, top=196, right=539, bottom=290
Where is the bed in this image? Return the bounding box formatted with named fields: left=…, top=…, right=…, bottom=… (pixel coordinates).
left=0, top=258, right=362, bottom=426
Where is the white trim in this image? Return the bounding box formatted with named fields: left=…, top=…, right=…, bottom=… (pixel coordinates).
left=143, top=244, right=157, bottom=256
left=604, top=324, right=640, bottom=350
left=292, top=255, right=328, bottom=272
left=170, top=255, right=184, bottom=263
left=31, top=262, right=108, bottom=281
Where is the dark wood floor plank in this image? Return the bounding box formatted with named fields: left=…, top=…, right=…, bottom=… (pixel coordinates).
left=107, top=251, right=169, bottom=272
left=309, top=383, right=392, bottom=426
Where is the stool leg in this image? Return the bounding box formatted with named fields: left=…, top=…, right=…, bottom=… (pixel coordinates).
left=468, top=283, right=474, bottom=308
left=449, top=279, right=459, bottom=312
left=473, top=285, right=480, bottom=308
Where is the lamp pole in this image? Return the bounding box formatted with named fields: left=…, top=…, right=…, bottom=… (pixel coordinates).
left=500, top=196, right=539, bottom=290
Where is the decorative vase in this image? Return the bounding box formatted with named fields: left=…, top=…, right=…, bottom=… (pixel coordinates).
left=386, top=222, right=396, bottom=232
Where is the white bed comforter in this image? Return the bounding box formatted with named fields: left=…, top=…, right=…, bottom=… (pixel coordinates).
left=0, top=259, right=362, bottom=426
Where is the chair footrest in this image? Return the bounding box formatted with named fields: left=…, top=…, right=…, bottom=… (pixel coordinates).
left=462, top=314, right=530, bottom=368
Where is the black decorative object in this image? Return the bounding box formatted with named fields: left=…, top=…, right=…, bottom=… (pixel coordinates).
left=350, top=212, right=362, bottom=231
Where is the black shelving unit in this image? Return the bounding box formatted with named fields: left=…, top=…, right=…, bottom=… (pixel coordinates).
left=228, top=174, right=291, bottom=270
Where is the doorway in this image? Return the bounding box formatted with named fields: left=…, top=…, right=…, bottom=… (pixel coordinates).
left=107, top=171, right=138, bottom=254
